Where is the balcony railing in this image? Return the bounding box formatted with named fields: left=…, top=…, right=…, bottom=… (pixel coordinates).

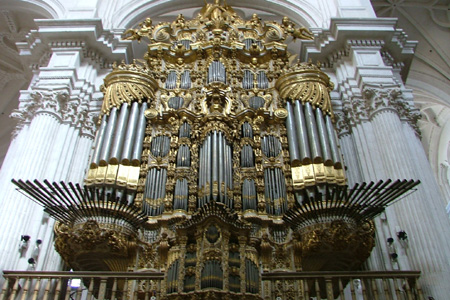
left=1, top=270, right=424, bottom=300
left=0, top=271, right=164, bottom=300
left=261, top=271, right=424, bottom=300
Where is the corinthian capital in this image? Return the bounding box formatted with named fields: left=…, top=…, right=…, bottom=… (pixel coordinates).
left=362, top=85, right=421, bottom=134
left=335, top=111, right=351, bottom=137
left=363, top=86, right=402, bottom=115
left=11, top=90, right=97, bottom=137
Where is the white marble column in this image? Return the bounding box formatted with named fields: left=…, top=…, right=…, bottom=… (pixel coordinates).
left=341, top=84, right=450, bottom=299
left=0, top=88, right=96, bottom=273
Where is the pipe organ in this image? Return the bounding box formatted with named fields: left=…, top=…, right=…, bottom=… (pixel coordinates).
left=13, top=1, right=420, bottom=299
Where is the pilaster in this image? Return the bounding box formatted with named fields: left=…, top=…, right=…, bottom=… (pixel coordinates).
left=0, top=18, right=131, bottom=274
left=334, top=53, right=450, bottom=300
left=300, top=18, right=450, bottom=297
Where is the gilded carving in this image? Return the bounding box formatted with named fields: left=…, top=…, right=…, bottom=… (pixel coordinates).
left=54, top=220, right=137, bottom=271
left=8, top=2, right=418, bottom=299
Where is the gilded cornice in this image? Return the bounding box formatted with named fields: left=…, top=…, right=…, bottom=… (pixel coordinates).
left=101, top=61, right=159, bottom=116
left=275, top=61, right=334, bottom=118
left=11, top=90, right=97, bottom=137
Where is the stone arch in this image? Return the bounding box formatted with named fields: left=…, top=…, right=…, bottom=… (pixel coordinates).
left=413, top=83, right=450, bottom=201
left=10, top=0, right=64, bottom=19
left=113, top=0, right=322, bottom=30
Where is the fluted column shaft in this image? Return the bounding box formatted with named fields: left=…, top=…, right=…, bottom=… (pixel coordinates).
left=0, top=90, right=96, bottom=274
left=344, top=87, right=450, bottom=299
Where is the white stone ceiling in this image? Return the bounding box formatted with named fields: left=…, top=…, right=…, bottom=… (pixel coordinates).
left=371, top=0, right=449, bottom=100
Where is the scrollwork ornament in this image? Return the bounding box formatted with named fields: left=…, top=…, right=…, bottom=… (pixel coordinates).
left=11, top=90, right=89, bottom=136
left=335, top=110, right=351, bottom=136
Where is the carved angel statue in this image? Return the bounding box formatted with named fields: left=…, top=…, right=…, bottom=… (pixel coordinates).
left=246, top=13, right=263, bottom=30
left=123, top=17, right=154, bottom=42
left=201, top=0, right=236, bottom=21
left=174, top=14, right=187, bottom=29
left=281, top=16, right=313, bottom=40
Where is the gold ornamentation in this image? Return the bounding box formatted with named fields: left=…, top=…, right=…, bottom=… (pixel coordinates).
left=274, top=108, right=288, bottom=119
left=145, top=108, right=159, bottom=119
left=291, top=163, right=345, bottom=188
left=54, top=220, right=137, bottom=271
left=298, top=220, right=375, bottom=271
left=101, top=62, right=158, bottom=116
left=276, top=61, right=334, bottom=118
left=75, top=1, right=383, bottom=296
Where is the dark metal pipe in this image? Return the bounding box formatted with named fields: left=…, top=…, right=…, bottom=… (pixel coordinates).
left=110, top=103, right=130, bottom=164
left=293, top=101, right=311, bottom=163
left=286, top=101, right=300, bottom=165
left=315, top=108, right=332, bottom=165
left=99, top=107, right=118, bottom=165
left=304, top=102, right=322, bottom=163
left=131, top=103, right=147, bottom=163
left=325, top=115, right=342, bottom=167
left=122, top=101, right=139, bottom=163
left=91, top=116, right=107, bottom=166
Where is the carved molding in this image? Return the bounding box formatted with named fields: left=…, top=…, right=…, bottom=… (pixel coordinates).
left=339, top=86, right=420, bottom=135
left=299, top=220, right=375, bottom=271
left=362, top=86, right=402, bottom=114
left=54, top=220, right=138, bottom=271
left=362, top=86, right=421, bottom=134
left=334, top=111, right=351, bottom=137
left=10, top=90, right=97, bottom=137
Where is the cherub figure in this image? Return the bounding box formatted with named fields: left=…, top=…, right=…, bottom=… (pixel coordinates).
left=174, top=14, right=186, bottom=29
left=281, top=16, right=313, bottom=40
left=123, top=17, right=153, bottom=42
left=246, top=13, right=262, bottom=29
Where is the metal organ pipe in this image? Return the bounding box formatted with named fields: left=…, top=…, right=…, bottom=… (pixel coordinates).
left=179, top=122, right=191, bottom=138
left=315, top=108, right=332, bottom=165
left=264, top=167, right=287, bottom=215
left=110, top=103, right=130, bottom=164
left=244, top=38, right=253, bottom=50
left=180, top=70, right=191, bottom=89
left=212, top=132, right=219, bottom=201
left=200, top=136, right=206, bottom=205
left=99, top=106, right=118, bottom=165
left=131, top=102, right=147, bottom=164
left=168, top=97, right=184, bottom=110
left=198, top=131, right=233, bottom=207
left=262, top=135, right=281, bottom=158
left=242, top=178, right=257, bottom=211
left=218, top=131, right=224, bottom=202
left=90, top=116, right=107, bottom=166
left=207, top=61, right=226, bottom=84
left=174, top=178, right=188, bottom=210
left=177, top=145, right=190, bottom=167
left=166, top=71, right=177, bottom=89
left=241, top=145, right=254, bottom=167
left=293, top=100, right=311, bottom=163
left=249, top=96, right=265, bottom=110
left=121, top=101, right=139, bottom=164
left=304, top=102, right=323, bottom=163
left=243, top=70, right=253, bottom=89
left=285, top=101, right=300, bottom=165
left=151, top=136, right=170, bottom=157
left=206, top=134, right=211, bottom=204
left=241, top=122, right=253, bottom=138
left=144, top=134, right=170, bottom=216
left=257, top=71, right=268, bottom=89
left=326, top=115, right=343, bottom=168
